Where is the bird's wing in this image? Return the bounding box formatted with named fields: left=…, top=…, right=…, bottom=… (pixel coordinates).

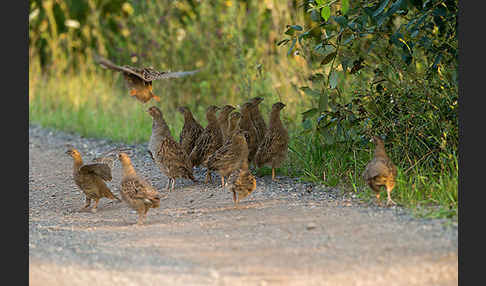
left=145, top=68, right=200, bottom=81
left=80, top=163, right=112, bottom=181
left=363, top=159, right=389, bottom=180
left=93, top=54, right=145, bottom=78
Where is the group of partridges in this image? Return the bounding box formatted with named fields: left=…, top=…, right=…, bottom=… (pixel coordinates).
left=65, top=55, right=295, bottom=225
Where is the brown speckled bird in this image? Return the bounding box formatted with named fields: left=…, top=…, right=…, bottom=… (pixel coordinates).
left=230, top=159, right=257, bottom=207
left=94, top=54, right=199, bottom=103
left=254, top=102, right=289, bottom=181
left=239, top=102, right=259, bottom=164
left=66, top=148, right=121, bottom=213
left=206, top=130, right=249, bottom=188
left=178, top=106, right=204, bottom=157
left=248, top=97, right=267, bottom=144
left=147, top=106, right=197, bottom=192
left=118, top=152, right=161, bottom=225
left=225, top=111, right=241, bottom=144
left=217, top=105, right=236, bottom=142
left=147, top=106, right=174, bottom=161
left=188, top=105, right=223, bottom=182
left=362, top=136, right=398, bottom=206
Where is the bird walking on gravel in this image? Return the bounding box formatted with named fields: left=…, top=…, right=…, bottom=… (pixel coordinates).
left=230, top=158, right=257, bottom=207
left=118, top=152, right=161, bottom=225
left=206, top=130, right=249, bottom=189
left=217, top=105, right=236, bottom=142
left=178, top=106, right=204, bottom=157
left=147, top=106, right=197, bottom=192
left=239, top=102, right=260, bottom=164
left=188, top=105, right=223, bottom=183
left=254, top=102, right=289, bottom=181
left=94, top=54, right=199, bottom=104
left=65, top=148, right=121, bottom=213
left=248, top=97, right=267, bottom=145
left=362, top=136, right=398, bottom=206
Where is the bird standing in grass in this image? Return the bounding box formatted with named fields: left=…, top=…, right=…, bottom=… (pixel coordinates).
left=254, top=102, right=289, bottom=181
left=362, top=136, right=398, bottom=206
left=66, top=148, right=121, bottom=213
left=118, top=152, right=161, bottom=225
left=147, top=106, right=197, bottom=192
left=94, top=54, right=199, bottom=103
left=178, top=106, right=204, bottom=157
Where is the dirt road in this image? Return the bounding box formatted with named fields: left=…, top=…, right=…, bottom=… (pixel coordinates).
left=29, top=124, right=457, bottom=285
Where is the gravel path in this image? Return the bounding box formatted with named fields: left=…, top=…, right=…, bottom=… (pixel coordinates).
left=29, top=124, right=458, bottom=286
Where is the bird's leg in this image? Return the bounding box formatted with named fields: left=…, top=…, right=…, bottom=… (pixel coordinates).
left=91, top=198, right=100, bottom=213
left=171, top=178, right=176, bottom=192
left=136, top=208, right=145, bottom=225
left=272, top=168, right=276, bottom=181
left=152, top=94, right=161, bottom=101
left=81, top=198, right=91, bottom=211
left=166, top=179, right=172, bottom=192
left=386, top=188, right=397, bottom=206
left=205, top=171, right=212, bottom=184
left=221, top=176, right=225, bottom=189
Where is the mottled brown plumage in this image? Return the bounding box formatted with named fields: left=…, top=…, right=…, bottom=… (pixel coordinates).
left=254, top=102, right=289, bottom=181
left=147, top=106, right=173, bottom=161
left=66, top=148, right=120, bottom=213
left=239, top=102, right=259, bottom=164
left=147, top=106, right=197, bottom=192
left=188, top=105, right=223, bottom=183
left=94, top=54, right=199, bottom=103
left=225, top=112, right=241, bottom=144
left=217, top=105, right=236, bottom=142
left=230, top=159, right=257, bottom=207
left=178, top=106, right=204, bottom=157
left=206, top=130, right=249, bottom=188
left=118, top=152, right=161, bottom=225
left=362, top=136, right=398, bottom=206
left=249, top=97, right=267, bottom=145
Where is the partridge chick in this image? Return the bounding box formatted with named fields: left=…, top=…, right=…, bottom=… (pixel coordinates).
left=147, top=106, right=197, bottom=192
left=230, top=159, right=257, bottom=207
left=217, top=105, right=236, bottom=142
left=94, top=54, right=199, bottom=103
left=239, top=102, right=259, bottom=164
left=188, top=105, right=223, bottom=183
left=178, top=106, right=204, bottom=157
left=254, top=102, right=289, bottom=181
left=66, top=148, right=120, bottom=213
left=118, top=152, right=161, bottom=225
left=362, top=136, right=398, bottom=206
left=206, top=130, right=249, bottom=188
left=248, top=97, right=267, bottom=145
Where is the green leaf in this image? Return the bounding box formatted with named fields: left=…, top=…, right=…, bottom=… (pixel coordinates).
left=287, top=38, right=297, bottom=56
left=300, top=86, right=321, bottom=98
left=302, top=108, right=319, bottom=121
left=342, top=0, right=350, bottom=15
left=334, top=16, right=348, bottom=27
left=321, top=6, right=331, bottom=21
left=319, top=92, right=329, bottom=112
left=289, top=25, right=303, bottom=31
left=320, top=51, right=337, bottom=66
left=372, top=0, right=390, bottom=18
left=315, top=0, right=325, bottom=5
left=329, top=70, right=339, bottom=89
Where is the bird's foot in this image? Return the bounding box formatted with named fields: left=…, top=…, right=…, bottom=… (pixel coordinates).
left=91, top=208, right=98, bottom=213
left=386, top=198, right=397, bottom=206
